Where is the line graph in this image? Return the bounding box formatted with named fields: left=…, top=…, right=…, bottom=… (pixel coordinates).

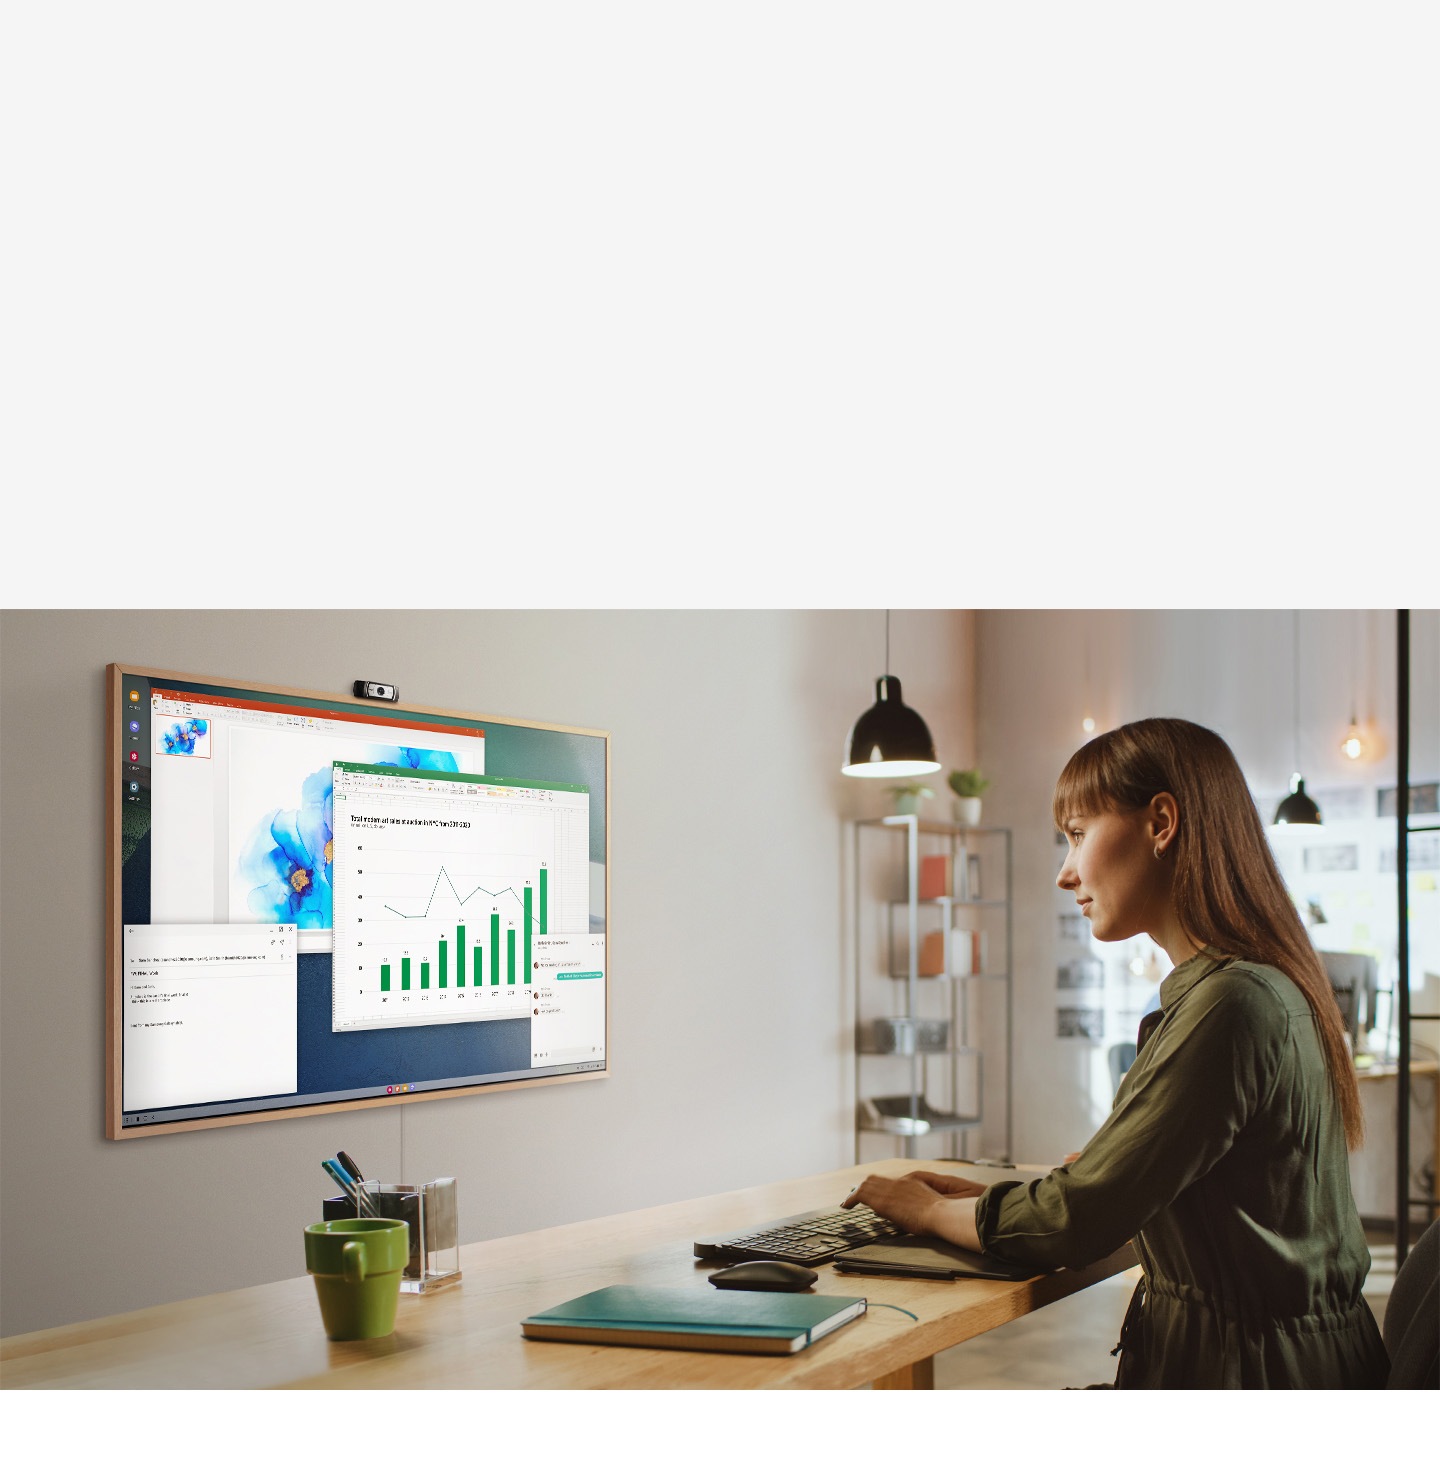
left=378, top=863, right=548, bottom=933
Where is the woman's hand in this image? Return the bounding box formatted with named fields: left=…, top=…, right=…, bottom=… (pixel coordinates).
left=841, top=1170, right=988, bottom=1251
left=902, top=1170, right=988, bottom=1200
left=841, top=1173, right=948, bottom=1235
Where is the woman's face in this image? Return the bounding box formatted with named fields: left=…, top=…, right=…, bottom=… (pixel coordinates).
left=1055, top=806, right=1169, bottom=944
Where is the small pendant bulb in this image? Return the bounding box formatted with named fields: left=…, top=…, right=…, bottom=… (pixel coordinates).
left=1341, top=713, right=1364, bottom=761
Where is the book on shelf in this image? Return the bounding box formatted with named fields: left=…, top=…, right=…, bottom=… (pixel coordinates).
left=520, top=1285, right=868, bottom=1356
left=917, top=852, right=984, bottom=902
left=918, top=929, right=946, bottom=976
left=950, top=929, right=987, bottom=976
left=916, top=928, right=986, bottom=978
left=918, top=853, right=952, bottom=900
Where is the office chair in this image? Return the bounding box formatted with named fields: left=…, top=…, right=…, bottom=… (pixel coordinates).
left=1382, top=1217, right=1439, bottom=1389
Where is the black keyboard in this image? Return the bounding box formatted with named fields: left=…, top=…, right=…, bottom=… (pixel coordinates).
left=694, top=1204, right=906, bottom=1265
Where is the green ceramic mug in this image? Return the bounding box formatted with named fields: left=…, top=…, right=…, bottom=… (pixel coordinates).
left=304, top=1218, right=410, bottom=1341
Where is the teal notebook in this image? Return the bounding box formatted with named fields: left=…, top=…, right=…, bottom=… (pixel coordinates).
left=521, top=1285, right=868, bottom=1355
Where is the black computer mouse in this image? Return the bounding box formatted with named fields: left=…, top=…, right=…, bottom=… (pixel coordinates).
left=708, top=1260, right=819, bottom=1292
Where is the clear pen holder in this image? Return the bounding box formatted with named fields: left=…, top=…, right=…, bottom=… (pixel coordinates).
left=324, top=1177, right=461, bottom=1293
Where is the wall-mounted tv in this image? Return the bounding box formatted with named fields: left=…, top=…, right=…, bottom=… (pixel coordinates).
left=106, top=664, right=608, bottom=1138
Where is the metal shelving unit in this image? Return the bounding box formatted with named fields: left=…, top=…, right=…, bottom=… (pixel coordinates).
left=852, top=815, right=1013, bottom=1163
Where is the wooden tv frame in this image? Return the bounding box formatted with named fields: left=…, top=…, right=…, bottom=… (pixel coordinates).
left=106, top=663, right=610, bottom=1139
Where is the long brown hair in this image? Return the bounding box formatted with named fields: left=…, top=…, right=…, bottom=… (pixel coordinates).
left=1053, top=717, right=1363, bottom=1149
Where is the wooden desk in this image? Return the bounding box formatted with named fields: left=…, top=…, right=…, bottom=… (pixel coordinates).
left=0, top=1158, right=1135, bottom=1390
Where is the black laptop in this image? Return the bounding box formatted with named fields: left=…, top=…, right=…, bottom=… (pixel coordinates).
left=831, top=1234, right=1035, bottom=1281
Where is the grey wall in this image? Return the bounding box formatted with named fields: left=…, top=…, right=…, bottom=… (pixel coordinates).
left=976, top=608, right=1440, bottom=1167
left=0, top=608, right=975, bottom=1336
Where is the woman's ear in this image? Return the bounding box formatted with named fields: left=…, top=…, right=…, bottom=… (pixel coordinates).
left=1149, top=792, right=1180, bottom=854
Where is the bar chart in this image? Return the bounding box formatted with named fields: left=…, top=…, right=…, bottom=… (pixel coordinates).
left=374, top=873, right=542, bottom=990
left=330, top=762, right=589, bottom=1033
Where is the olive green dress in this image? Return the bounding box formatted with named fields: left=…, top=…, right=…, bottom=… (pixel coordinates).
left=974, top=949, right=1389, bottom=1389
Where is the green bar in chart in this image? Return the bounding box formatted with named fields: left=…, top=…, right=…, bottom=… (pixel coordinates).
left=524, top=884, right=532, bottom=981
left=507, top=927, right=516, bottom=985
left=381, top=963, right=391, bottom=993
left=401, top=957, right=411, bottom=992
left=475, top=946, right=483, bottom=985
left=491, top=913, right=500, bottom=985
left=456, top=924, right=466, bottom=987
left=540, top=866, right=548, bottom=935
left=421, top=960, right=430, bottom=990
left=438, top=938, right=447, bottom=988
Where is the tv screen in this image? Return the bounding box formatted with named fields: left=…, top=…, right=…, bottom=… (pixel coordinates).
left=107, top=664, right=608, bottom=1137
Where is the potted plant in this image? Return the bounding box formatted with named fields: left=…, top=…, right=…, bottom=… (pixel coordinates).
left=887, top=781, right=934, bottom=817
left=947, top=769, right=990, bottom=826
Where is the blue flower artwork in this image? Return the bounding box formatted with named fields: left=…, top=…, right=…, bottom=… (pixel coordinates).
left=370, top=747, right=461, bottom=773
left=161, top=718, right=209, bottom=755
left=237, top=747, right=460, bottom=927
left=238, top=768, right=334, bottom=927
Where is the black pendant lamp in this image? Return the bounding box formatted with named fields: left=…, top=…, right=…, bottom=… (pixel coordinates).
left=841, top=611, right=941, bottom=779
left=1275, top=776, right=1322, bottom=826
left=1273, top=611, right=1322, bottom=826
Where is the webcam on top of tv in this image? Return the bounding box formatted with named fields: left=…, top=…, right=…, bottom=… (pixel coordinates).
left=353, top=680, right=399, bottom=703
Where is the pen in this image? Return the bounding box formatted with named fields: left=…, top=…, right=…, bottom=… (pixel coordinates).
left=322, top=1158, right=373, bottom=1217
left=324, top=1155, right=354, bottom=1187
left=335, top=1152, right=375, bottom=1216
left=322, top=1157, right=353, bottom=1195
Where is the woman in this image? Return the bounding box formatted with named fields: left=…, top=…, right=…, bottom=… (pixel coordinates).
left=844, top=718, right=1388, bottom=1389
